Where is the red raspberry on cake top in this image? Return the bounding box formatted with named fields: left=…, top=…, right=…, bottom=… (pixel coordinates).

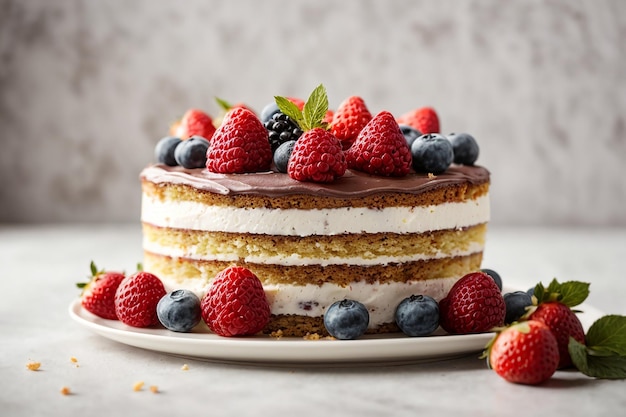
left=205, top=107, right=272, bottom=173
left=275, top=84, right=347, bottom=183
left=176, top=108, right=216, bottom=140
left=396, top=106, right=440, bottom=134
left=330, top=96, right=372, bottom=150
left=345, top=110, right=412, bottom=177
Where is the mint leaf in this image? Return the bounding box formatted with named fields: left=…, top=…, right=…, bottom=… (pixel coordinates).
left=275, top=96, right=304, bottom=129
left=569, top=337, right=590, bottom=372
left=302, top=84, right=329, bottom=131
left=586, top=315, right=626, bottom=356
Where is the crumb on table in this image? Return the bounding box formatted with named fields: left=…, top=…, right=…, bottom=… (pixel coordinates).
left=181, top=364, right=189, bottom=371
left=26, top=361, right=41, bottom=371
left=149, top=385, right=159, bottom=394
left=61, top=386, right=71, bottom=396
left=133, top=381, right=144, bottom=392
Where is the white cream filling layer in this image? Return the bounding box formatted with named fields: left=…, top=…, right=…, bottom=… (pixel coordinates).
left=143, top=239, right=484, bottom=266
left=141, top=194, right=490, bottom=236
left=157, top=274, right=458, bottom=328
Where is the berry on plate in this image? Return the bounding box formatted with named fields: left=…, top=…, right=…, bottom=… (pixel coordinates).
left=503, top=291, right=533, bottom=324
left=395, top=295, right=440, bottom=337
left=396, top=106, right=440, bottom=134
left=176, top=108, right=216, bottom=141
left=205, top=107, right=272, bottom=174
left=200, top=266, right=270, bottom=337
left=323, top=299, right=370, bottom=340
left=439, top=271, right=506, bottom=334
left=114, top=271, right=166, bottom=328
left=157, top=289, right=202, bottom=333
left=77, top=261, right=125, bottom=320
left=480, top=268, right=503, bottom=291
left=345, top=111, right=412, bottom=177
left=487, top=320, right=560, bottom=385
left=330, top=96, right=372, bottom=150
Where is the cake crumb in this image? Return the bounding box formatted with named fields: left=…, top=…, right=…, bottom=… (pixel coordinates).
left=60, top=386, right=71, bottom=396
left=133, top=381, right=144, bottom=392
left=149, top=385, right=159, bottom=394
left=428, top=173, right=436, bottom=179
left=303, top=333, right=321, bottom=340
left=70, top=357, right=79, bottom=367
left=181, top=364, right=189, bottom=371
left=26, top=361, right=41, bottom=371
left=270, top=329, right=284, bottom=339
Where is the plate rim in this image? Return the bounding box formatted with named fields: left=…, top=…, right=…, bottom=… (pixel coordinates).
left=68, top=298, right=604, bottom=365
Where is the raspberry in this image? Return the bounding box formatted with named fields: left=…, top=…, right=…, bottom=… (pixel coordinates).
left=177, top=108, right=216, bottom=140
left=345, top=111, right=412, bottom=177
left=330, top=96, right=372, bottom=150
left=287, top=128, right=347, bottom=183
left=396, top=107, right=440, bottom=134
left=200, top=266, right=270, bottom=337
left=205, top=107, right=272, bottom=173
left=439, top=271, right=505, bottom=334
left=114, top=271, right=166, bottom=328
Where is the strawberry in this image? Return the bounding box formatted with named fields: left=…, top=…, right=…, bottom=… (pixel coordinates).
left=176, top=108, right=216, bottom=141
left=527, top=302, right=585, bottom=368
left=439, top=271, right=506, bottom=334
left=487, top=320, right=560, bottom=385
left=200, top=266, right=270, bottom=337
left=275, top=84, right=347, bottom=183
left=345, top=110, right=412, bottom=177
left=114, top=271, right=166, bottom=328
left=396, top=107, right=440, bottom=134
left=330, top=96, right=372, bottom=150
left=288, top=127, right=347, bottom=183
left=77, top=261, right=125, bottom=320
left=205, top=107, right=272, bottom=173
left=524, top=279, right=589, bottom=369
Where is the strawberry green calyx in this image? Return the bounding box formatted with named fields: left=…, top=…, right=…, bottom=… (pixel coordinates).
left=76, top=261, right=104, bottom=291
left=275, top=84, right=329, bottom=132
left=531, top=278, right=590, bottom=308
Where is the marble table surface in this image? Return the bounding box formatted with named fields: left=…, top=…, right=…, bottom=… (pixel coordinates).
left=1, top=224, right=625, bottom=417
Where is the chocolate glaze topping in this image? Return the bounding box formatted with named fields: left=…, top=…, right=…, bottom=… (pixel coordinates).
left=141, top=164, right=490, bottom=198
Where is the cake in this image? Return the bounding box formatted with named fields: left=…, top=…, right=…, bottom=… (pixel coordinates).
left=140, top=86, right=490, bottom=337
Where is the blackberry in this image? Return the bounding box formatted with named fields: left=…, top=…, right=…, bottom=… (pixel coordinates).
left=264, top=112, right=303, bottom=153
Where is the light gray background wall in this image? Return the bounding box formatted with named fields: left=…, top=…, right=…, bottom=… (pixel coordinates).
left=1, top=0, right=625, bottom=226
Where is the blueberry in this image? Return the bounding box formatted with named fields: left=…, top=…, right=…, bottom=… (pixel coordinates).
left=260, top=101, right=281, bottom=124
left=395, top=294, right=439, bottom=337
left=527, top=286, right=535, bottom=297
left=323, top=299, right=369, bottom=340
left=503, top=291, right=533, bottom=324
left=157, top=289, right=202, bottom=332
left=273, top=140, right=296, bottom=173
left=399, top=124, right=422, bottom=148
left=448, top=132, right=479, bottom=165
left=174, top=135, right=210, bottom=168
left=410, top=134, right=453, bottom=174
left=155, top=136, right=182, bottom=166
left=481, top=268, right=503, bottom=291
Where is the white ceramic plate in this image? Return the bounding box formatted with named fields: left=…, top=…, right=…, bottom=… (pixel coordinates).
left=69, top=298, right=604, bottom=366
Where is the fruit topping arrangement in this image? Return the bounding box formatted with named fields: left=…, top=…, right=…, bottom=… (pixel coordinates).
left=153, top=85, right=481, bottom=182
left=77, top=262, right=626, bottom=384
